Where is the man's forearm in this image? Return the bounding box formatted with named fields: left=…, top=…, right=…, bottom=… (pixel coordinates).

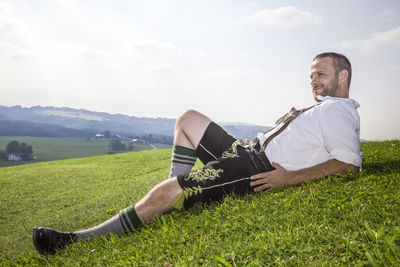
left=251, top=159, right=359, bottom=191
left=289, top=159, right=359, bottom=186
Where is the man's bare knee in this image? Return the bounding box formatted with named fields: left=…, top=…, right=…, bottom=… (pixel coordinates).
left=176, top=109, right=210, bottom=130
left=174, top=110, right=212, bottom=149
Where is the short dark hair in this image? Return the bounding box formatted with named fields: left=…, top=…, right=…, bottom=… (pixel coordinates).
left=314, top=52, right=352, bottom=88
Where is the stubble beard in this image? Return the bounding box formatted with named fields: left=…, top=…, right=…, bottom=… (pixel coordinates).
left=313, top=76, right=340, bottom=101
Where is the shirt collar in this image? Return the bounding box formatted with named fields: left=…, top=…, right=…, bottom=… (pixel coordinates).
left=316, top=95, right=360, bottom=109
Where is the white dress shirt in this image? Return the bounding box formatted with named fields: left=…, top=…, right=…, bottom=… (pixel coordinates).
left=257, top=96, right=362, bottom=171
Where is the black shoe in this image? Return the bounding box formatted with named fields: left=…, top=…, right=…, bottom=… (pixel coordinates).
left=33, top=227, right=77, bottom=255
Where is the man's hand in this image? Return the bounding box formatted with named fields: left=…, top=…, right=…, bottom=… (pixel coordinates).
left=250, top=162, right=294, bottom=192
left=250, top=159, right=359, bottom=192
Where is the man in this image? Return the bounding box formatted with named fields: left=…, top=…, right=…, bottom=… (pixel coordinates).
left=33, top=52, right=362, bottom=255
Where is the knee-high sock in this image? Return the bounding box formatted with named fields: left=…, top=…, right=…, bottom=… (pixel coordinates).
left=74, top=204, right=142, bottom=240
left=168, top=145, right=197, bottom=178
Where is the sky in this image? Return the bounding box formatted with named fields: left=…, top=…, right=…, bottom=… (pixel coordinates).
left=0, top=0, right=399, bottom=141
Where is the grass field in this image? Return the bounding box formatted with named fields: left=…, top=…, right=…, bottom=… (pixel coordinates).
left=0, top=140, right=399, bottom=266
left=0, top=136, right=161, bottom=167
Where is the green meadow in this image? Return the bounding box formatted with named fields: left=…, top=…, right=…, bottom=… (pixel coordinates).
left=0, top=136, right=161, bottom=168
left=0, top=140, right=399, bottom=266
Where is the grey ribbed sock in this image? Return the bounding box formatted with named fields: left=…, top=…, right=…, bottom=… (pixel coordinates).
left=169, top=145, right=197, bottom=178
left=74, top=204, right=142, bottom=240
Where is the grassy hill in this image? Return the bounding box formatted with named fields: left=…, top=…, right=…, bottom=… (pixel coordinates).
left=0, top=141, right=399, bottom=266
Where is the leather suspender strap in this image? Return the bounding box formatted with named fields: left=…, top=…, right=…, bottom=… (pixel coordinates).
left=260, top=104, right=317, bottom=151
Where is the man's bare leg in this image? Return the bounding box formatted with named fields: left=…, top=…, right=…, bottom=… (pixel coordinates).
left=168, top=110, right=212, bottom=178
left=139, top=109, right=211, bottom=219
left=33, top=110, right=211, bottom=255
left=33, top=177, right=183, bottom=255
left=135, top=177, right=182, bottom=222
left=174, top=109, right=212, bottom=149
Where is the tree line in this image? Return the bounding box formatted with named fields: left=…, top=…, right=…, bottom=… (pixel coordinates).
left=108, top=139, right=134, bottom=151
left=0, top=140, right=34, bottom=161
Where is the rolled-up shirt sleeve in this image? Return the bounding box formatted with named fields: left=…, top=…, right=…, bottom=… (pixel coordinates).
left=318, top=101, right=362, bottom=167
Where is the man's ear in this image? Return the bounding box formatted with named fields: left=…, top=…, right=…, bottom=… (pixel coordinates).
left=338, top=69, right=349, bottom=86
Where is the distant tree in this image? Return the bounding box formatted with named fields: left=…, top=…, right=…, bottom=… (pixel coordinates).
left=128, top=142, right=134, bottom=151
left=6, top=140, right=20, bottom=154
left=104, top=130, right=111, bottom=139
left=26, top=145, right=33, bottom=155
left=109, top=139, right=126, bottom=151
left=20, top=142, right=28, bottom=153
left=109, top=139, right=118, bottom=150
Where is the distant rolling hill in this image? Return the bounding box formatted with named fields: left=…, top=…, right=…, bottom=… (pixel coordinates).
left=0, top=119, right=96, bottom=138
left=0, top=105, right=271, bottom=142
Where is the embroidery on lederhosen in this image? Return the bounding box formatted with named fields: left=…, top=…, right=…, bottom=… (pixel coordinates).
left=185, top=168, right=224, bottom=183
left=173, top=167, right=223, bottom=210
left=222, top=139, right=258, bottom=159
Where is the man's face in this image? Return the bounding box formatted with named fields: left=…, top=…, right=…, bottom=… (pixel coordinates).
left=310, top=57, right=339, bottom=101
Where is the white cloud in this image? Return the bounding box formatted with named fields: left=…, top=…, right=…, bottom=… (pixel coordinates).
left=81, top=48, right=107, bottom=60
left=134, top=39, right=183, bottom=56
left=145, top=64, right=174, bottom=75
left=0, top=41, right=34, bottom=61
left=362, top=26, right=400, bottom=52
left=0, top=2, right=39, bottom=63
left=124, top=38, right=184, bottom=71
left=0, top=2, right=29, bottom=44
left=334, top=26, right=400, bottom=53
left=242, top=6, right=322, bottom=28
left=332, top=40, right=356, bottom=50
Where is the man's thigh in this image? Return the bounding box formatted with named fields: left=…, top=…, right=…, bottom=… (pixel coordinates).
left=195, top=122, right=236, bottom=165
left=175, top=145, right=273, bottom=210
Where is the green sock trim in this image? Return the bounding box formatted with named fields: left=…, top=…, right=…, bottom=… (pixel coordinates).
left=173, top=145, right=197, bottom=157
left=172, top=154, right=196, bottom=164
left=119, top=205, right=142, bottom=232
left=172, top=159, right=196, bottom=165
left=173, top=154, right=196, bottom=161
